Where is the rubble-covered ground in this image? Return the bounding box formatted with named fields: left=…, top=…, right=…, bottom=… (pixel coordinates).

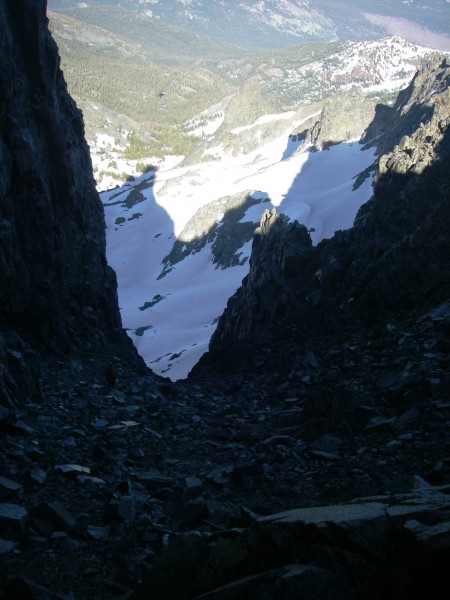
left=2, top=297, right=450, bottom=598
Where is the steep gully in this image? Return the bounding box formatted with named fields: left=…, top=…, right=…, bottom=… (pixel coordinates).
left=1, top=1, right=450, bottom=598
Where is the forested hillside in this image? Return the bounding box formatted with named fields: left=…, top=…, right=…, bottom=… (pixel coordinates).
left=48, top=11, right=236, bottom=159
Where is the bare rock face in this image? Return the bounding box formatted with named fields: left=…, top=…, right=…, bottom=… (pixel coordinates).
left=0, top=0, right=136, bottom=406
left=309, top=86, right=376, bottom=148
left=159, top=191, right=266, bottom=279
left=197, top=214, right=315, bottom=373
left=362, top=56, right=450, bottom=157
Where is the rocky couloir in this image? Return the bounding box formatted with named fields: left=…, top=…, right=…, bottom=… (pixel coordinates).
left=1, top=1, right=450, bottom=598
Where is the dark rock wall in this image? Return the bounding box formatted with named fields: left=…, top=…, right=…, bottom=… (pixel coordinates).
left=0, top=0, right=134, bottom=406
left=198, top=214, right=318, bottom=373
left=362, top=56, right=450, bottom=156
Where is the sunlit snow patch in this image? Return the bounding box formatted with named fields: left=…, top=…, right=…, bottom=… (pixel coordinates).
left=103, top=135, right=375, bottom=381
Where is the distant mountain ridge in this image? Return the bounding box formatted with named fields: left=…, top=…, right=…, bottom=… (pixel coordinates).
left=49, top=0, right=450, bottom=50
left=47, top=0, right=449, bottom=190
left=48, top=3, right=442, bottom=189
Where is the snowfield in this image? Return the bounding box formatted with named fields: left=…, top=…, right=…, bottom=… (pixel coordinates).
left=102, top=110, right=375, bottom=380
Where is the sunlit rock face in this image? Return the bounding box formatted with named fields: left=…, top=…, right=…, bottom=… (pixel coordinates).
left=0, top=0, right=134, bottom=406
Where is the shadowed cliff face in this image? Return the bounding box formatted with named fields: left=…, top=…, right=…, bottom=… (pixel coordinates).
left=0, top=0, right=135, bottom=406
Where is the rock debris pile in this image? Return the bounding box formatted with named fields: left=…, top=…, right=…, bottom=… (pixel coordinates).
left=1, top=316, right=450, bottom=599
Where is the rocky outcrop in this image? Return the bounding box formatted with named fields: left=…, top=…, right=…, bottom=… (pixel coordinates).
left=362, top=56, right=450, bottom=156
left=0, top=0, right=141, bottom=407
left=302, top=86, right=376, bottom=149
left=197, top=214, right=316, bottom=372
left=134, top=486, right=450, bottom=599
left=159, top=191, right=268, bottom=278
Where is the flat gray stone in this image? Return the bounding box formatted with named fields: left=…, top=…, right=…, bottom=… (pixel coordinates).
left=258, top=502, right=387, bottom=525
left=0, top=475, right=22, bottom=501
left=0, top=537, right=15, bottom=554
left=0, top=503, right=29, bottom=540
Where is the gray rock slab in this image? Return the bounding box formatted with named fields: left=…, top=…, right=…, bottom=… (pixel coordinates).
left=0, top=503, right=29, bottom=540
left=0, top=475, right=22, bottom=501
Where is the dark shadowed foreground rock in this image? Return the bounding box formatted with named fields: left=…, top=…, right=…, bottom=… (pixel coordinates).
left=133, top=486, right=450, bottom=600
